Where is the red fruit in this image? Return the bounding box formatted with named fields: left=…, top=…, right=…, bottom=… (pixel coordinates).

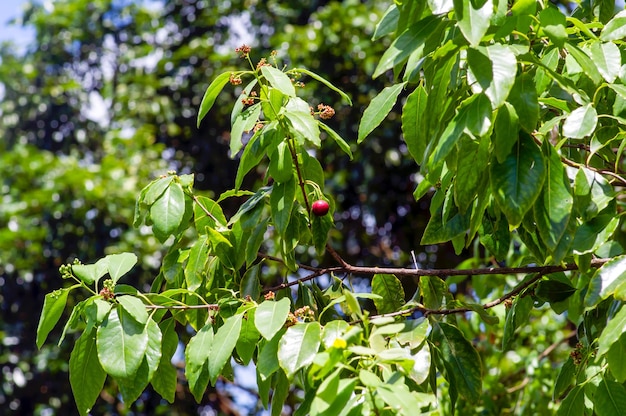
left=311, top=200, right=330, bottom=216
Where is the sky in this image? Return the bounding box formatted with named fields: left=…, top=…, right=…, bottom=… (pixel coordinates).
left=0, top=1, right=34, bottom=48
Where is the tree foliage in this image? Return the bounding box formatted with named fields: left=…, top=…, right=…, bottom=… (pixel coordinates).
left=26, top=0, right=626, bottom=414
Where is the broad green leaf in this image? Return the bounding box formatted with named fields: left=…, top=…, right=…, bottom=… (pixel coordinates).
left=69, top=328, right=106, bottom=415
left=284, top=110, right=320, bottom=146
left=607, top=337, right=626, bottom=383
left=209, top=314, right=243, bottom=384
left=72, top=257, right=109, bottom=286
left=240, top=264, right=261, bottom=300
left=431, top=322, right=482, bottom=403
left=115, top=318, right=162, bottom=405
left=429, top=0, right=454, bottom=14
left=595, top=379, right=626, bottom=416
left=292, top=67, right=352, bottom=105
left=230, top=103, right=262, bottom=156
left=185, top=235, right=209, bottom=291
left=257, top=330, right=284, bottom=380
left=556, top=385, right=585, bottom=416
left=311, top=208, right=333, bottom=254
left=572, top=214, right=619, bottom=255
left=236, top=310, right=260, bottom=365
left=246, top=218, right=269, bottom=265
left=97, top=307, right=148, bottom=379
left=535, top=278, right=576, bottom=304
left=493, top=102, right=519, bottom=163
left=600, top=10, right=626, bottom=41
left=564, top=43, right=602, bottom=85
left=539, top=6, right=567, bottom=47
left=490, top=132, right=546, bottom=227
left=278, top=322, right=321, bottom=378
left=372, top=5, right=399, bottom=41
left=585, top=255, right=626, bottom=308
left=271, top=370, right=290, bottom=416
left=371, top=274, right=405, bottom=314
left=116, top=295, right=148, bottom=324
left=402, top=85, right=428, bottom=165
left=143, top=176, right=174, bottom=205
left=37, top=287, right=72, bottom=348
left=507, top=73, right=539, bottom=132
left=261, top=85, right=285, bottom=121
left=310, top=369, right=356, bottom=416
left=152, top=319, right=178, bottom=403
left=106, top=253, right=137, bottom=283
left=268, top=141, right=293, bottom=183
left=598, top=305, right=626, bottom=357
left=235, top=122, right=280, bottom=190
left=467, top=44, right=517, bottom=109
left=563, top=104, right=597, bottom=139
left=455, top=136, right=488, bottom=213
left=502, top=295, right=532, bottom=350
left=270, top=178, right=296, bottom=237
left=553, top=357, right=576, bottom=400
left=318, top=121, right=353, bottom=159
left=255, top=297, right=291, bottom=340
left=185, top=321, right=214, bottom=402
left=588, top=41, right=621, bottom=83
left=377, top=381, right=436, bottom=413
left=373, top=15, right=440, bottom=79
left=150, top=182, right=186, bottom=241
left=574, top=167, right=615, bottom=220
left=194, top=196, right=227, bottom=231
left=260, top=66, right=295, bottom=97
left=534, top=145, right=573, bottom=257
left=197, top=71, right=231, bottom=127
left=358, top=82, right=406, bottom=144
left=228, top=186, right=271, bottom=226
left=421, top=190, right=470, bottom=244
left=453, top=0, right=493, bottom=47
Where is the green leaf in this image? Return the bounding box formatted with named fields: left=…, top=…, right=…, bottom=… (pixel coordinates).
left=278, top=322, right=321, bottom=378
left=268, top=141, right=293, bottom=183
left=431, top=322, right=482, bottom=403
left=358, top=82, right=406, bottom=144
left=455, top=136, right=488, bottom=213
left=453, top=0, right=493, bottom=47
left=231, top=79, right=258, bottom=124
left=260, top=66, right=296, bottom=97
left=257, top=329, right=284, bottom=380
left=600, top=10, right=626, bottom=41
left=97, top=307, right=148, bottom=379
left=185, top=321, right=214, bottom=402
left=553, top=358, right=576, bottom=400
left=318, top=121, right=353, bottom=159
left=241, top=264, right=261, bottom=300
left=209, top=314, right=243, bottom=384
left=69, top=328, right=107, bottom=415
left=572, top=213, right=619, bottom=255
left=152, top=319, right=178, bottom=403
left=467, top=44, right=517, bottom=109
left=539, top=6, right=567, bottom=47
left=150, top=182, right=186, bottom=241
left=589, top=41, right=621, bottom=83
left=255, top=297, right=291, bottom=340
left=564, top=43, right=602, bottom=85
left=373, top=15, right=441, bottom=79
left=72, top=258, right=109, bottom=286
left=371, top=274, right=405, bottom=314
left=185, top=236, right=209, bottom=291
left=556, top=385, right=585, bottom=416
left=535, top=278, right=576, bottom=304
left=194, top=195, right=227, bottom=230
left=292, top=67, right=352, bottom=105
left=507, top=73, right=539, bottom=133
left=402, top=85, right=428, bottom=165
left=598, top=305, right=626, bottom=357
left=563, top=104, right=598, bottom=139
left=502, top=294, right=532, bottom=350
left=607, top=336, right=626, bottom=383
left=236, top=310, right=260, bottom=365
left=311, top=209, right=333, bottom=255
left=429, top=93, right=492, bottom=168
left=310, top=369, right=357, bottom=416
left=493, top=102, right=519, bottom=163
left=116, top=295, right=148, bottom=324
left=534, top=145, right=573, bottom=257
left=595, top=379, right=626, bottom=416
left=106, top=253, right=138, bottom=283
left=197, top=71, right=232, bottom=127
left=270, top=178, right=296, bottom=237
left=490, top=132, right=546, bottom=227
left=37, top=287, right=72, bottom=349
left=585, top=256, right=626, bottom=308
left=284, top=109, right=321, bottom=146
left=230, top=103, right=262, bottom=156
left=143, top=176, right=174, bottom=205
left=271, top=370, right=290, bottom=416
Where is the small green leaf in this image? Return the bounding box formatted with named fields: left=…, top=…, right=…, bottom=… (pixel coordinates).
left=372, top=4, right=399, bottom=41
left=588, top=41, right=621, bottom=83
left=72, top=258, right=109, bottom=286
left=284, top=110, right=320, bottom=146
left=185, top=321, right=214, bottom=402
left=97, top=307, right=148, bottom=379
left=371, top=274, right=405, bottom=314
left=37, top=287, right=72, bottom=349
left=553, top=357, right=576, bottom=400
left=292, top=67, right=352, bottom=105
left=539, top=6, right=567, bottom=47
left=270, top=178, right=296, bottom=237
left=502, top=292, right=533, bottom=350
left=564, top=43, right=602, bottom=85
left=278, top=322, right=321, bottom=378
left=585, top=255, right=626, bottom=308
left=150, top=182, right=186, bottom=241
left=69, top=328, right=106, bottom=415
left=556, top=385, right=584, bottom=416
left=318, top=121, right=353, bottom=159
left=185, top=236, right=209, bottom=291
left=467, top=44, right=517, bottom=109
left=230, top=103, right=262, bottom=156
left=151, top=319, right=178, bottom=403
left=563, top=104, right=598, bottom=139
left=600, top=10, right=626, bottom=41
left=257, top=330, right=284, bottom=380
left=106, top=252, right=138, bottom=283
left=453, top=0, right=493, bottom=47
left=402, top=85, right=428, bottom=165
left=236, top=310, right=260, bottom=365
left=255, top=297, right=291, bottom=340
left=260, top=66, right=296, bottom=97
left=507, top=72, right=539, bottom=133
left=268, top=141, right=293, bottom=183
left=594, top=379, right=626, bottom=416
left=209, top=314, right=243, bottom=384
left=197, top=71, right=232, bottom=127
left=598, top=304, right=626, bottom=357
left=358, top=82, right=406, bottom=144
left=116, top=295, right=148, bottom=324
